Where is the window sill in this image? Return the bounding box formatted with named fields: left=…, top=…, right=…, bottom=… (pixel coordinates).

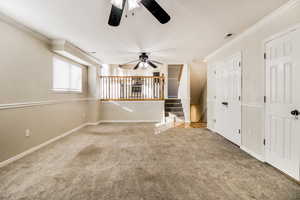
left=50, top=89, right=83, bottom=94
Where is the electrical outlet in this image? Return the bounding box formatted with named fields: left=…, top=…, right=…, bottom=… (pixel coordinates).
left=25, top=129, right=31, bottom=137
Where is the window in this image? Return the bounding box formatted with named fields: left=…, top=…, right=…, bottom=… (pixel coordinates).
left=53, top=57, right=82, bottom=92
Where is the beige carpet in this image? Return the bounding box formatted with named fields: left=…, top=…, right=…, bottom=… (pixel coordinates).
left=0, top=123, right=299, bottom=200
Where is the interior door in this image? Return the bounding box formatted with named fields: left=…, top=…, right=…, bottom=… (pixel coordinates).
left=265, top=29, right=300, bottom=180
left=215, top=54, right=242, bottom=146
left=227, top=54, right=242, bottom=146
left=207, top=65, right=217, bottom=131
left=215, top=63, right=228, bottom=135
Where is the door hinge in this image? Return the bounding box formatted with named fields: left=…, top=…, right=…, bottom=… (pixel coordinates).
left=263, top=139, right=266, bottom=146
left=238, top=96, right=241, bottom=101
left=238, top=129, right=241, bottom=134
left=264, top=96, right=267, bottom=103
left=239, top=62, right=241, bottom=67
left=264, top=53, right=267, bottom=60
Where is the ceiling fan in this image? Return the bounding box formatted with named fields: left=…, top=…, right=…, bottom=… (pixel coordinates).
left=119, top=52, right=163, bottom=70
left=109, top=0, right=171, bottom=26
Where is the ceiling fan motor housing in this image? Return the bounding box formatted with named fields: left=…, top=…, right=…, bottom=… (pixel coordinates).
left=139, top=53, right=149, bottom=62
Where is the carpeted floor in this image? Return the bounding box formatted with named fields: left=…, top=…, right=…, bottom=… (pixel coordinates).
left=0, top=123, right=300, bottom=200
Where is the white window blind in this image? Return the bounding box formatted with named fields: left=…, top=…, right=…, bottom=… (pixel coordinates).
left=53, top=57, right=82, bottom=92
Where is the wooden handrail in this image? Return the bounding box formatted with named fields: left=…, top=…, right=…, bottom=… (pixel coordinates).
left=99, top=75, right=165, bottom=78
left=99, top=76, right=165, bottom=101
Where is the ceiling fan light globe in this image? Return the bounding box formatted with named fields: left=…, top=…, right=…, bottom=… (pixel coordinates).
left=141, top=62, right=148, bottom=69
left=128, top=0, right=141, bottom=11
left=111, top=0, right=123, bottom=9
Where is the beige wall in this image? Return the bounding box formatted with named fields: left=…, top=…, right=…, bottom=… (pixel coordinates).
left=190, top=61, right=207, bottom=122
left=0, top=102, right=90, bottom=162
left=206, top=2, right=300, bottom=157
left=0, top=18, right=98, bottom=163
left=199, top=82, right=207, bottom=123
left=0, top=22, right=89, bottom=104
left=99, top=101, right=164, bottom=122
left=190, top=104, right=201, bottom=122
left=177, top=64, right=191, bottom=122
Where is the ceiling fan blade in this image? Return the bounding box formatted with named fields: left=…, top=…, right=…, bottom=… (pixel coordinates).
left=122, top=59, right=140, bottom=65
left=108, top=0, right=126, bottom=26
left=140, top=0, right=171, bottom=24
left=147, top=61, right=158, bottom=69
left=134, top=62, right=141, bottom=70
left=149, top=60, right=163, bottom=65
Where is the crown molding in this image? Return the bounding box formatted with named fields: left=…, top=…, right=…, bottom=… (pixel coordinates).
left=0, top=12, right=101, bottom=65
left=205, top=0, right=300, bottom=61
left=0, top=12, right=51, bottom=44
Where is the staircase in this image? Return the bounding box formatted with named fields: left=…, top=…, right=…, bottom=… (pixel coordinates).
left=165, top=99, right=185, bottom=121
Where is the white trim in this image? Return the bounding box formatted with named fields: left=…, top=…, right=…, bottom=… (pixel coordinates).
left=207, top=127, right=217, bottom=133
left=0, top=12, right=101, bottom=65
left=0, top=98, right=98, bottom=110
left=241, top=146, right=265, bottom=162
left=242, top=103, right=264, bottom=108
left=0, top=12, right=50, bottom=44
left=100, top=101, right=165, bottom=104
left=98, top=120, right=161, bottom=123
left=50, top=90, right=83, bottom=94
left=205, top=0, right=300, bottom=61
left=0, top=123, right=88, bottom=168
left=207, top=99, right=216, bottom=103
left=86, top=121, right=102, bottom=126
left=263, top=23, right=300, bottom=44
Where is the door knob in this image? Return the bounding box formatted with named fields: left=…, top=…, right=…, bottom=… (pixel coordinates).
left=291, top=110, right=299, bottom=116
left=222, top=102, right=229, bottom=106
left=291, top=109, right=299, bottom=120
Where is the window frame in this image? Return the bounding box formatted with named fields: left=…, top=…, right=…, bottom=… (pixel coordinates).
left=52, top=56, right=83, bottom=93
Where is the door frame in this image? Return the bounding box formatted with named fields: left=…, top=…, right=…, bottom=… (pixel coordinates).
left=263, top=23, right=300, bottom=180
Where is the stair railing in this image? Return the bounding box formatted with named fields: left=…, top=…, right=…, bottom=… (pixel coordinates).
left=99, top=76, right=165, bottom=101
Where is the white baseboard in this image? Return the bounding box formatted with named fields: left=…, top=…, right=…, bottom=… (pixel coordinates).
left=241, top=146, right=265, bottom=162
left=0, top=123, right=89, bottom=168
left=98, top=120, right=160, bottom=123
left=202, top=129, right=266, bottom=163
left=86, top=121, right=102, bottom=126
left=207, top=127, right=216, bottom=132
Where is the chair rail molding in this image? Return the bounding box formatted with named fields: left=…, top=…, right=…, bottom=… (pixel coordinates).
left=0, top=98, right=98, bottom=110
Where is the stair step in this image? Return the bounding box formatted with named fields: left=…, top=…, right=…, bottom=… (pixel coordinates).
left=165, top=103, right=182, bottom=107
left=165, top=99, right=181, bottom=103
left=164, top=99, right=184, bottom=119
left=165, top=112, right=184, bottom=117
left=165, top=107, right=183, bottom=112
left=173, top=112, right=184, bottom=117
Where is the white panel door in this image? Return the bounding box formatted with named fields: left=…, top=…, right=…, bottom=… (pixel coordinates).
left=216, top=62, right=229, bottom=136
left=265, top=29, right=300, bottom=180
left=215, top=53, right=242, bottom=146
left=207, top=64, right=217, bottom=131
left=226, top=54, right=242, bottom=146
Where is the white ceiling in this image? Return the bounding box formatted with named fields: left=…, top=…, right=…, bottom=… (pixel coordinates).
left=0, top=0, right=289, bottom=64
